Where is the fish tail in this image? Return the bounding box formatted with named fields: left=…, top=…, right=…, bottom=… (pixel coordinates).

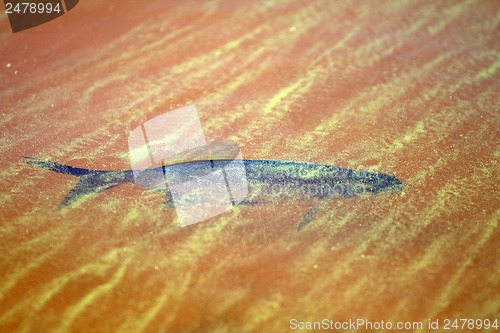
left=24, top=156, right=123, bottom=209
left=24, top=156, right=92, bottom=176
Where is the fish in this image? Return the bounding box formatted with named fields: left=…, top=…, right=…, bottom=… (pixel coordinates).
left=24, top=156, right=404, bottom=230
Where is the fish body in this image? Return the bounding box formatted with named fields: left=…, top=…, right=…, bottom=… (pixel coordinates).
left=25, top=157, right=404, bottom=229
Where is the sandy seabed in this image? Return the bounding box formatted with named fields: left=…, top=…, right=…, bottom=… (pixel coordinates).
left=0, top=1, right=498, bottom=332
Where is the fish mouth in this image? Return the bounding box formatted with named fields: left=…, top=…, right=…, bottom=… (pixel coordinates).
left=387, top=178, right=405, bottom=193
left=383, top=177, right=404, bottom=194
left=362, top=175, right=404, bottom=195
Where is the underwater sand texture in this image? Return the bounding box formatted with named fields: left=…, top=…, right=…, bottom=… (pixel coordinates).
left=0, top=0, right=499, bottom=332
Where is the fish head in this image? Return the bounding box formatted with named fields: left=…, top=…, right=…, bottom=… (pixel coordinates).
left=350, top=171, right=404, bottom=196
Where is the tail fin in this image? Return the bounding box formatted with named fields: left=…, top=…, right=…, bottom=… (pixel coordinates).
left=24, top=157, right=121, bottom=209
left=24, top=156, right=92, bottom=177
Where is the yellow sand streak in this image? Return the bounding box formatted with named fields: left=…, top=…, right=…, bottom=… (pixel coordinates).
left=117, top=272, right=194, bottom=333
left=400, top=174, right=495, bottom=256
left=32, top=249, right=126, bottom=312
left=393, top=121, right=425, bottom=149
left=295, top=41, right=459, bottom=161
left=426, top=209, right=498, bottom=319
left=426, top=2, right=470, bottom=35
left=242, top=293, right=284, bottom=332
left=476, top=60, right=500, bottom=80
left=409, top=90, right=496, bottom=184
left=0, top=244, right=65, bottom=306
left=55, top=257, right=131, bottom=333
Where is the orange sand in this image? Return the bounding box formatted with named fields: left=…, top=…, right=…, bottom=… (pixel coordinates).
left=0, top=1, right=498, bottom=332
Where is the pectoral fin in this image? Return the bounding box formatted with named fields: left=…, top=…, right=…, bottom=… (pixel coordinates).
left=297, top=201, right=329, bottom=231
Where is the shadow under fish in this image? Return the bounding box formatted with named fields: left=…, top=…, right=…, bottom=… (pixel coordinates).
left=24, top=157, right=404, bottom=230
